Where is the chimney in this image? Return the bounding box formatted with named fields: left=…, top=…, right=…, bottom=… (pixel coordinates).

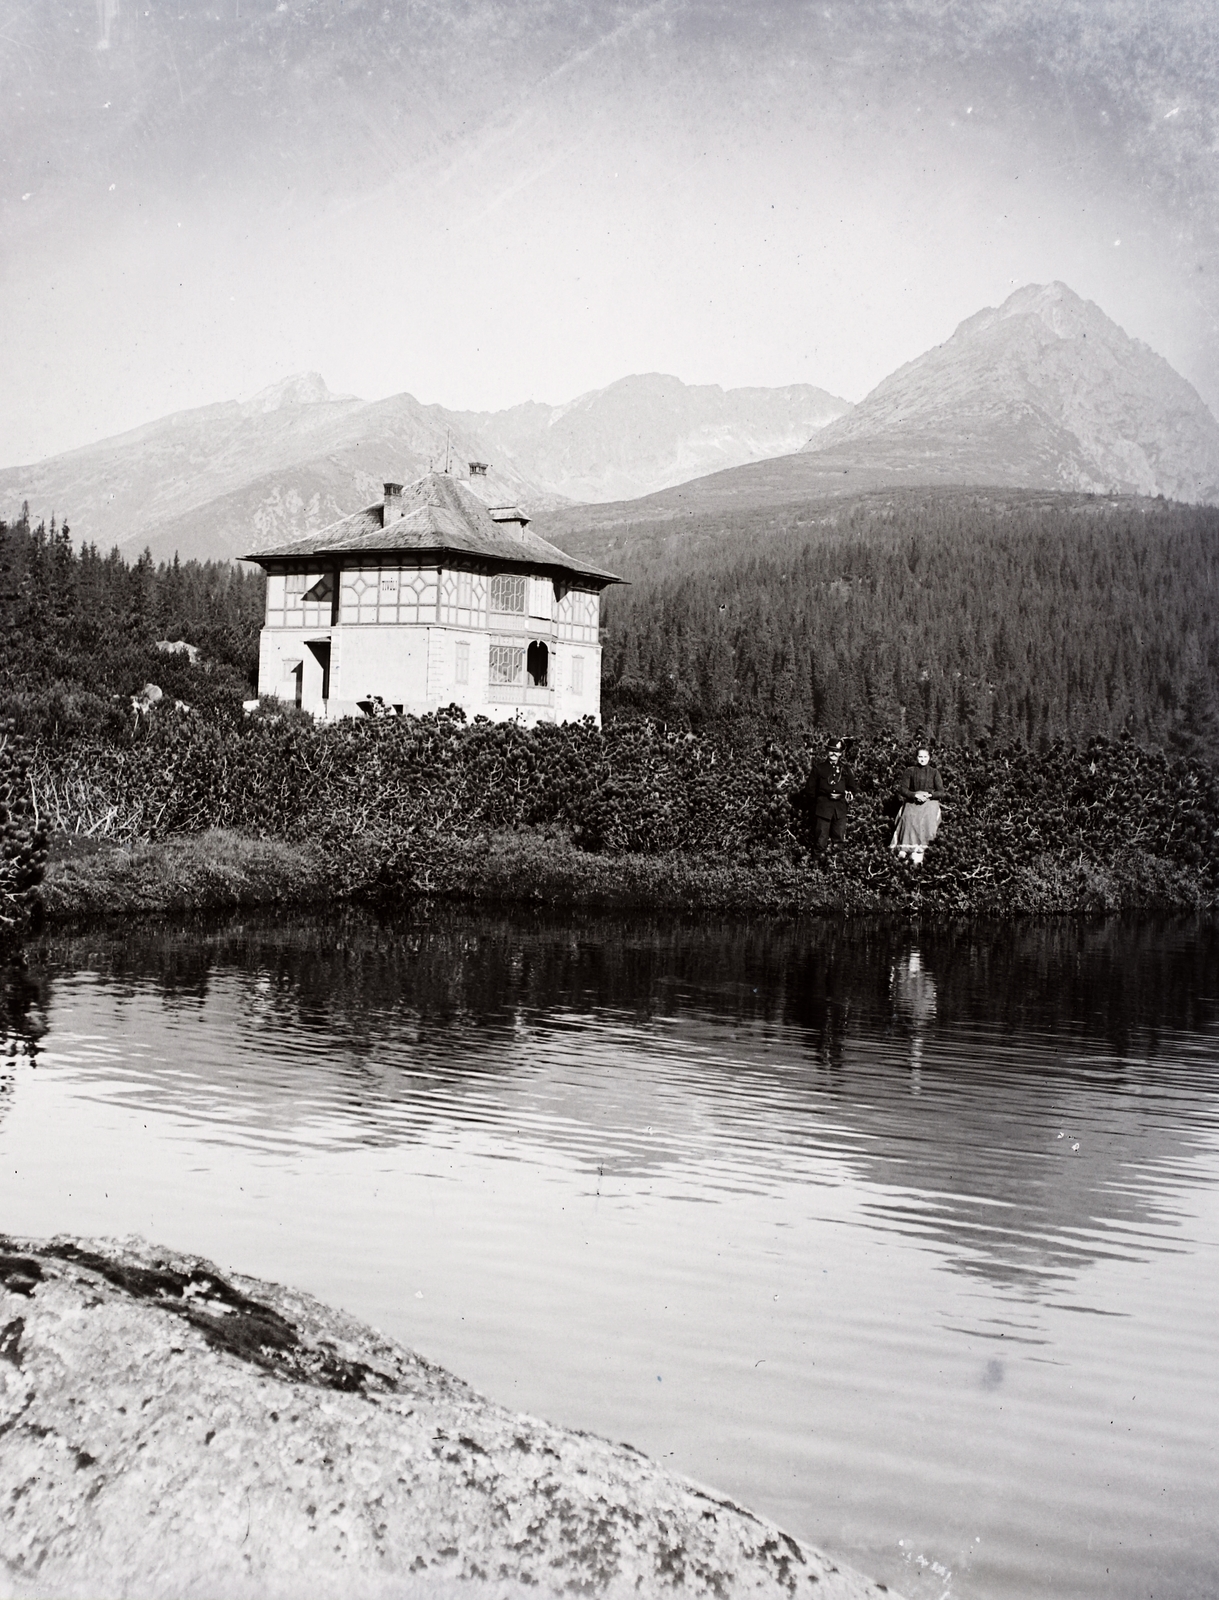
left=383, top=482, right=404, bottom=523
left=468, top=460, right=488, bottom=477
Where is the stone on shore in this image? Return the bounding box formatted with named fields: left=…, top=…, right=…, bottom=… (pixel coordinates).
left=0, top=1235, right=902, bottom=1600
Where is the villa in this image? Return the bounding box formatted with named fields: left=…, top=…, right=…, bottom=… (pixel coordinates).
left=246, top=471, right=622, bottom=724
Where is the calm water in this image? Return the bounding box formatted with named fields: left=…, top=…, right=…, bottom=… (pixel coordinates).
left=2, top=911, right=1218, bottom=1599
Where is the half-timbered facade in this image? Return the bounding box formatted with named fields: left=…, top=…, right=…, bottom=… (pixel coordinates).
left=246, top=472, right=621, bottom=724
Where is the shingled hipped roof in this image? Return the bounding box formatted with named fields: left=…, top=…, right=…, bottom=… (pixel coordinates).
left=246, top=472, right=621, bottom=586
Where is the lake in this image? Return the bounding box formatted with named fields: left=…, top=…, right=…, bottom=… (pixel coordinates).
left=2, top=909, right=1217, bottom=1599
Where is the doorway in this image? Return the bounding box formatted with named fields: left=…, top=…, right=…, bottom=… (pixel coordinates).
left=526, top=640, right=549, bottom=687
left=306, top=640, right=332, bottom=703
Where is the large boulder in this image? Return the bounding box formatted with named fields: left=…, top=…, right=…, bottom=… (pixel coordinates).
left=0, top=1235, right=901, bottom=1600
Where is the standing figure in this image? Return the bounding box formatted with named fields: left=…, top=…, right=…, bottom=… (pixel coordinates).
left=794, top=739, right=857, bottom=856
left=890, top=746, right=945, bottom=864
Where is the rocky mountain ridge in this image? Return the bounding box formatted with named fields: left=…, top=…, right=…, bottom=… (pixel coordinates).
left=448, top=374, right=850, bottom=504
left=531, top=284, right=1219, bottom=559
left=0, top=375, right=849, bottom=565
left=4, top=283, right=1216, bottom=567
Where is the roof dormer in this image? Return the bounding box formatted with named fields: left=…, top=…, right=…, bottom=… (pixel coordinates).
left=487, top=504, right=531, bottom=530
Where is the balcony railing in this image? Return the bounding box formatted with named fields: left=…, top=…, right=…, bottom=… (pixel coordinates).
left=487, top=684, right=554, bottom=705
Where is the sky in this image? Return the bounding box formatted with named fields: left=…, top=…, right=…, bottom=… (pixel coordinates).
left=2, top=0, right=1218, bottom=465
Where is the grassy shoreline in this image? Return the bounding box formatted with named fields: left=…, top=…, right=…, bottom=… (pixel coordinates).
left=38, top=824, right=1218, bottom=924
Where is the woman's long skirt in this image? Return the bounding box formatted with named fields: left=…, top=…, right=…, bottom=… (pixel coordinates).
left=890, top=799, right=941, bottom=851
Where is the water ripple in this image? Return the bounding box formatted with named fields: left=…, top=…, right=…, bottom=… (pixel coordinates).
left=3, top=909, right=1218, bottom=1600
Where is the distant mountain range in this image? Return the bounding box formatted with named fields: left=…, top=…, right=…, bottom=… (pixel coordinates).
left=535, top=283, right=1219, bottom=558
left=0, top=375, right=849, bottom=565
left=445, top=376, right=849, bottom=504
left=3, top=282, right=1216, bottom=567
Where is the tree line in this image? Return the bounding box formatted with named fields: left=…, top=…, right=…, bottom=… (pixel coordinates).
left=0, top=504, right=263, bottom=738
left=597, top=490, right=1219, bottom=762
left=2, top=490, right=1217, bottom=936
left=3, top=489, right=1218, bottom=765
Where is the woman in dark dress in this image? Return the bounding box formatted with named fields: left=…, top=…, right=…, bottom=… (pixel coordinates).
left=890, top=746, right=945, bottom=864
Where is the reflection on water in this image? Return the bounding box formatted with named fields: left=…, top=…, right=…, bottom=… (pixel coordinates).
left=0, top=955, right=45, bottom=1130
left=2, top=910, right=1218, bottom=1600
left=892, top=948, right=936, bottom=1085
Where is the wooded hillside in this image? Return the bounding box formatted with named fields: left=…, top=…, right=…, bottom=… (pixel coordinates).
left=2, top=490, right=1217, bottom=766
left=592, top=489, right=1219, bottom=760
left=0, top=506, right=262, bottom=738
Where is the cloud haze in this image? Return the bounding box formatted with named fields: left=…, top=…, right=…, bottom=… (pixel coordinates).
left=2, top=0, right=1217, bottom=465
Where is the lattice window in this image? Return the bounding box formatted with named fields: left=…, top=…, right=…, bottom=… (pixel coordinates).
left=344, top=569, right=381, bottom=624
left=341, top=566, right=437, bottom=623
left=490, top=573, right=526, bottom=614
left=489, top=642, right=524, bottom=685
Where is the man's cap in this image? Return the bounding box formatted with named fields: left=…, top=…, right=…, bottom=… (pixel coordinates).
left=829, top=739, right=844, bottom=752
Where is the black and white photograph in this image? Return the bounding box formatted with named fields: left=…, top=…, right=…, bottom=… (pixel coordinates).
left=2, top=2, right=1218, bottom=1597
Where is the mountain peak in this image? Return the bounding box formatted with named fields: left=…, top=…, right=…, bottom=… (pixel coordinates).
left=954, top=280, right=1111, bottom=345
left=799, top=281, right=1219, bottom=501
left=240, top=372, right=342, bottom=414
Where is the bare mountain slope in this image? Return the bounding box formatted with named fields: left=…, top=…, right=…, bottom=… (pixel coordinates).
left=0, top=377, right=545, bottom=565
left=7, top=283, right=1211, bottom=565
left=533, top=283, right=1219, bottom=563
left=447, top=374, right=850, bottom=503
left=801, top=282, right=1219, bottom=502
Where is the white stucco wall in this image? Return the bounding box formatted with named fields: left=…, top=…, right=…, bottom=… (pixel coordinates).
left=257, top=573, right=604, bottom=725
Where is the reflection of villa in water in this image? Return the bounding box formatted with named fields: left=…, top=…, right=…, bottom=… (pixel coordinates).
left=246, top=471, right=622, bottom=725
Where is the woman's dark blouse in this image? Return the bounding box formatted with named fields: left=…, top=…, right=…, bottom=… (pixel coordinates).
left=898, top=765, right=945, bottom=802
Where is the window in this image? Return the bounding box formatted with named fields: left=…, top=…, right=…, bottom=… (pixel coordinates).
left=571, top=655, right=585, bottom=695
left=455, top=640, right=470, bottom=685
left=526, top=640, right=549, bottom=687
left=489, top=642, right=524, bottom=685
left=528, top=576, right=553, bottom=619
left=490, top=573, right=526, bottom=613
left=342, top=566, right=438, bottom=624
left=456, top=569, right=473, bottom=609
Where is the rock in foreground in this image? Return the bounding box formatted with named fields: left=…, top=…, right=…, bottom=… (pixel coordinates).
left=0, top=1236, right=900, bottom=1600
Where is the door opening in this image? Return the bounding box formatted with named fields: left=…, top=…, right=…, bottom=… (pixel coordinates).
left=527, top=640, right=549, bottom=687
left=306, top=640, right=332, bottom=702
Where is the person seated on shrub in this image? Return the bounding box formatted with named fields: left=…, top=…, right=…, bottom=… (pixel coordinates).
left=889, top=746, right=945, bottom=865
left=793, top=739, right=856, bottom=857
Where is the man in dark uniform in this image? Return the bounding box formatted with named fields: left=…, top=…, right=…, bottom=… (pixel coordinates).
left=793, top=739, right=857, bottom=856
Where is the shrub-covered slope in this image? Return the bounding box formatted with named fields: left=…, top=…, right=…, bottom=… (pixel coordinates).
left=30, top=709, right=1219, bottom=917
